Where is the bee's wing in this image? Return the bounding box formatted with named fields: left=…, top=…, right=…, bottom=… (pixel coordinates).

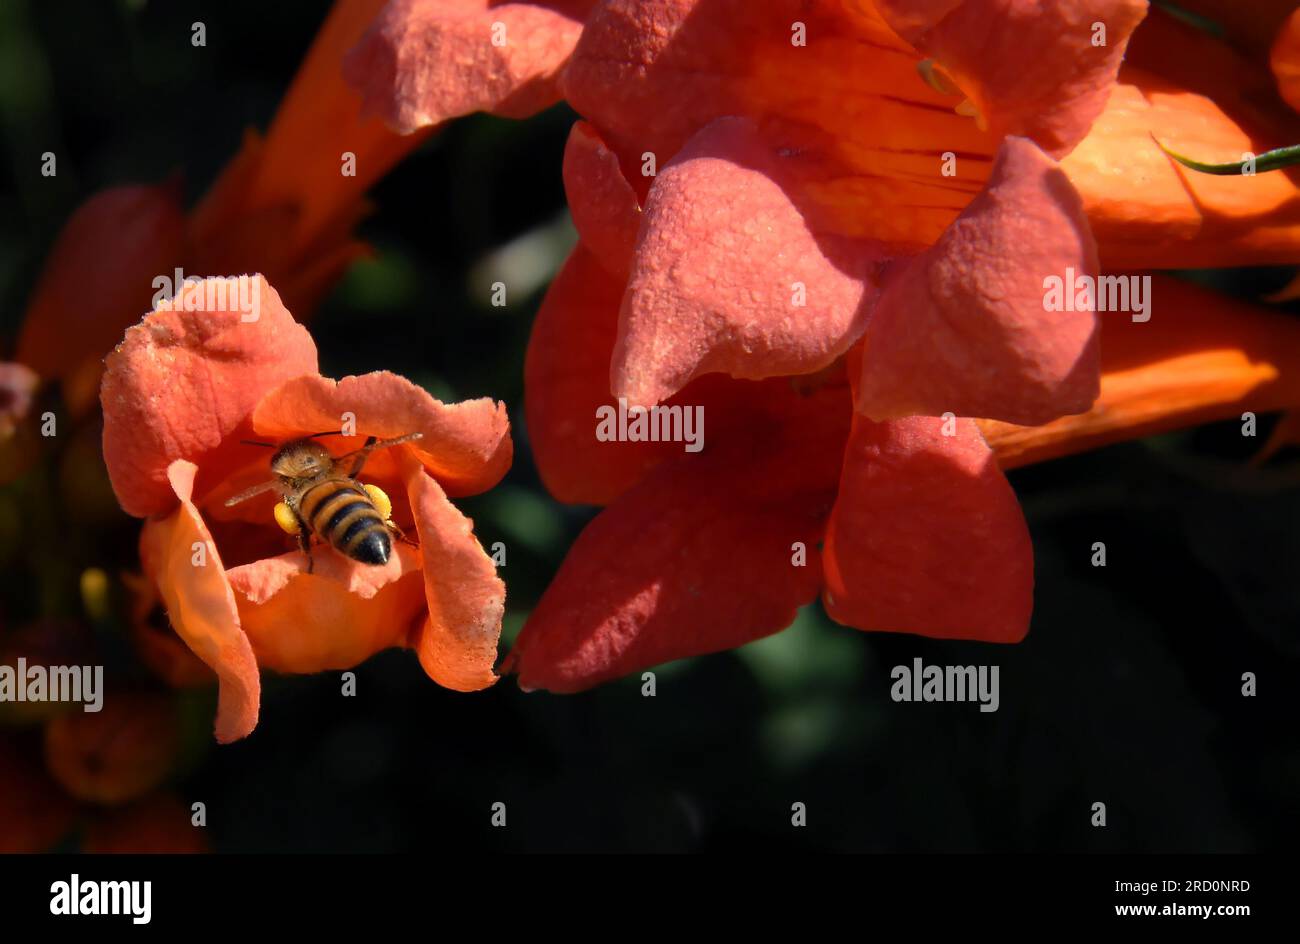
left=224, top=479, right=281, bottom=507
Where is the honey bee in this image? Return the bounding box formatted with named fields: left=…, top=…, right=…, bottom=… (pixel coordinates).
left=224, top=432, right=422, bottom=573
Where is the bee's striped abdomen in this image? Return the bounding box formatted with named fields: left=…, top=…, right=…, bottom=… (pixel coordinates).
left=299, top=478, right=391, bottom=565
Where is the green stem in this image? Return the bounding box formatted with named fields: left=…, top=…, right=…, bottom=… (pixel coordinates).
left=1152, top=134, right=1300, bottom=176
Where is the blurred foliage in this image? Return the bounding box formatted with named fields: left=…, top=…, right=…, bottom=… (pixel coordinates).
left=0, top=0, right=1298, bottom=852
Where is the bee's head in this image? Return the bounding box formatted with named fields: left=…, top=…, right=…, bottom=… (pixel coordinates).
left=270, top=439, right=335, bottom=480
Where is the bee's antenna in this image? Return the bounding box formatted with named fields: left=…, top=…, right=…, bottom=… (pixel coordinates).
left=240, top=439, right=277, bottom=448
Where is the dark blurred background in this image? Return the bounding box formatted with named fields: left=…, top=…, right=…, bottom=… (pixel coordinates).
left=1, top=0, right=1298, bottom=852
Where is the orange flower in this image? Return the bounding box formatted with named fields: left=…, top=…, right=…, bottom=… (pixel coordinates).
left=15, top=0, right=426, bottom=388
left=1067, top=4, right=1300, bottom=268
left=0, top=701, right=204, bottom=853
left=99, top=276, right=512, bottom=741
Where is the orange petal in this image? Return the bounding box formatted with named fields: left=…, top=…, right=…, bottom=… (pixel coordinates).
left=100, top=275, right=318, bottom=518
left=401, top=454, right=505, bottom=690
left=139, top=461, right=260, bottom=743
left=875, top=0, right=1148, bottom=157
left=823, top=413, right=1033, bottom=642
left=343, top=0, right=591, bottom=133
left=190, top=0, right=434, bottom=305
left=613, top=117, right=882, bottom=407
left=1069, top=70, right=1300, bottom=268
left=16, top=182, right=185, bottom=381
left=251, top=371, right=512, bottom=497
left=508, top=380, right=849, bottom=692
left=228, top=544, right=426, bottom=673
left=856, top=136, right=1100, bottom=425
left=124, top=571, right=216, bottom=688
left=983, top=276, right=1300, bottom=468
left=43, top=692, right=181, bottom=806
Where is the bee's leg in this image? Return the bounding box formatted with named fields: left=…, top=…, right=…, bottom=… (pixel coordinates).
left=341, top=432, right=423, bottom=478
left=346, top=436, right=378, bottom=478
left=294, top=510, right=315, bottom=574
left=386, top=519, right=419, bottom=550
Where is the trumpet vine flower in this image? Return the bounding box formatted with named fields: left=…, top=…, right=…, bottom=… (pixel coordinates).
left=100, top=276, right=512, bottom=741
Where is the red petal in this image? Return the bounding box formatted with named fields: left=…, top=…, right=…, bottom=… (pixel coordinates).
left=526, top=244, right=689, bottom=504
left=823, top=414, right=1033, bottom=642
left=856, top=136, right=1100, bottom=425
left=527, top=243, right=837, bottom=504
left=508, top=381, right=850, bottom=692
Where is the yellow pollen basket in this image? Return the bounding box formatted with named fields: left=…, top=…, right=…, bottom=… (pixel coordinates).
left=273, top=502, right=300, bottom=534
left=362, top=483, right=392, bottom=521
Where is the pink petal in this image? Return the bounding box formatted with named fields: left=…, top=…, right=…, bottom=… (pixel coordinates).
left=344, top=0, right=593, bottom=134
left=508, top=380, right=850, bottom=692
left=562, top=121, right=641, bottom=279
left=856, top=136, right=1100, bottom=426
left=613, top=117, right=883, bottom=408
